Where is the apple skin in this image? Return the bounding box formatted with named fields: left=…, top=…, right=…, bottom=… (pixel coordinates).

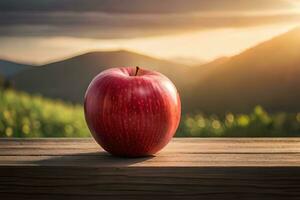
left=84, top=67, right=181, bottom=157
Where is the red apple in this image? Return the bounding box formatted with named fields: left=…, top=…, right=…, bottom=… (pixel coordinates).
left=84, top=67, right=181, bottom=157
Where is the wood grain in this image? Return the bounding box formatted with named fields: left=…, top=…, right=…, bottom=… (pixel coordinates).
left=0, top=138, right=300, bottom=199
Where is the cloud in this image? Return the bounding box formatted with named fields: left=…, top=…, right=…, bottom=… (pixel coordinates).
left=0, top=0, right=299, bottom=39
left=0, top=11, right=299, bottom=39
left=0, top=0, right=294, bottom=13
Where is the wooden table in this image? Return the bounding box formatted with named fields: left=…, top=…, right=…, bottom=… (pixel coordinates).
left=0, top=138, right=299, bottom=199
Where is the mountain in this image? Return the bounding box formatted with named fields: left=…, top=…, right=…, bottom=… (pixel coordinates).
left=188, top=56, right=230, bottom=85
left=12, top=50, right=189, bottom=104
left=10, top=27, right=300, bottom=114
left=0, top=59, right=32, bottom=78
left=187, top=27, right=300, bottom=113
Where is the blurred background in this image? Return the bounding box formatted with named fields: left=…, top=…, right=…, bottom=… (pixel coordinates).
left=1, top=0, right=300, bottom=137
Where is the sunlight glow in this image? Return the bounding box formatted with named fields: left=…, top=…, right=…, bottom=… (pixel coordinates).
left=0, top=22, right=299, bottom=65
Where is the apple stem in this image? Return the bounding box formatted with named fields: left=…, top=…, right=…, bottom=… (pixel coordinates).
left=135, top=66, right=140, bottom=76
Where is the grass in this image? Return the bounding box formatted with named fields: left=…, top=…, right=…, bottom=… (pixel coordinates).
left=0, top=89, right=89, bottom=137
left=178, top=106, right=300, bottom=137
left=1, top=89, right=300, bottom=137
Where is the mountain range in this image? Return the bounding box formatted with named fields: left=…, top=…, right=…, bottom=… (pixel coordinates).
left=1, top=27, right=300, bottom=114
left=187, top=27, right=300, bottom=113
left=10, top=51, right=190, bottom=106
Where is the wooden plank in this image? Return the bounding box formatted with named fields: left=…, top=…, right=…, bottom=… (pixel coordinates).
left=0, top=166, right=300, bottom=200
left=0, top=138, right=300, bottom=199
left=1, top=153, right=300, bottom=167
left=1, top=138, right=299, bottom=154
left=0, top=138, right=299, bottom=167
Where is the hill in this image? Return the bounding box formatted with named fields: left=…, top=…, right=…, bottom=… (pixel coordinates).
left=10, top=27, right=300, bottom=114
left=12, top=50, right=189, bottom=104
left=187, top=27, right=300, bottom=113
left=0, top=59, right=32, bottom=78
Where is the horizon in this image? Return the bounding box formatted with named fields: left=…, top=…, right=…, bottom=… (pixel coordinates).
left=0, top=0, right=300, bottom=65
left=1, top=25, right=299, bottom=66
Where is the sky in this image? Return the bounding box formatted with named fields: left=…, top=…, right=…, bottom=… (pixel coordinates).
left=0, top=0, right=300, bottom=65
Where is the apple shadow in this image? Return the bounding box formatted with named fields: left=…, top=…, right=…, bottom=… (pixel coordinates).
left=33, top=151, right=155, bottom=167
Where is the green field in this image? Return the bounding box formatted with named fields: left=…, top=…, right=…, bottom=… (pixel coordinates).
left=178, top=107, right=300, bottom=137
left=0, top=89, right=89, bottom=137
left=1, top=89, right=300, bottom=138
